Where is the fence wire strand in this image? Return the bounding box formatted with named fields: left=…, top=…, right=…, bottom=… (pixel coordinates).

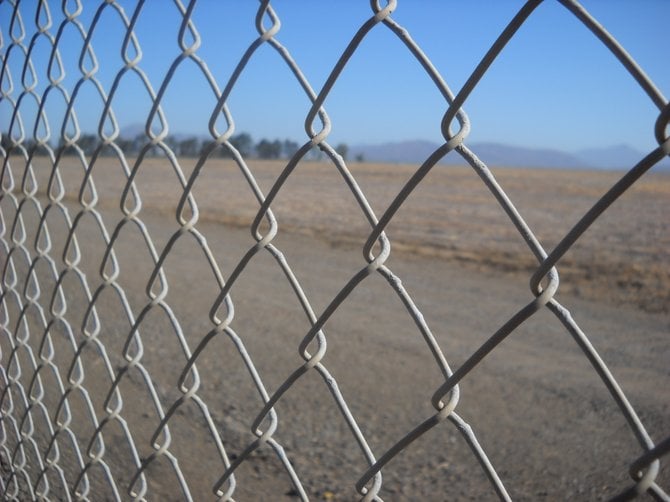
left=0, top=0, right=668, bottom=500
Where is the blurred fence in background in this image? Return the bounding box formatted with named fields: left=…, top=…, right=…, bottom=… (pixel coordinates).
left=1, top=0, right=668, bottom=500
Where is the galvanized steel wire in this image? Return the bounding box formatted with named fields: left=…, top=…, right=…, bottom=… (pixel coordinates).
left=0, top=0, right=668, bottom=500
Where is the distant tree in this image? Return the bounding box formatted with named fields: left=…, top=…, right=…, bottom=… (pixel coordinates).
left=198, top=140, right=209, bottom=157
left=1, top=133, right=13, bottom=152
left=100, top=143, right=116, bottom=157
left=335, top=143, right=348, bottom=161
left=24, top=139, right=47, bottom=155
left=256, top=138, right=282, bottom=159
left=117, top=137, right=136, bottom=156
left=179, top=136, right=200, bottom=157
left=230, top=132, right=253, bottom=157
left=34, top=141, right=50, bottom=156
left=126, top=133, right=162, bottom=157
left=308, top=145, right=325, bottom=161
left=282, top=139, right=300, bottom=159
left=132, top=134, right=146, bottom=154
left=355, top=153, right=364, bottom=162
left=164, top=136, right=181, bottom=156
left=216, top=142, right=232, bottom=158
left=78, top=134, right=98, bottom=156
left=58, top=138, right=78, bottom=156
left=22, top=139, right=35, bottom=151
left=271, top=139, right=282, bottom=158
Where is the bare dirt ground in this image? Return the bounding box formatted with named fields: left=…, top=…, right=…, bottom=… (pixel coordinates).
left=1, top=156, right=668, bottom=500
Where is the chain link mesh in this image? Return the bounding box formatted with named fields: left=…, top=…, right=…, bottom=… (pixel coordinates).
left=1, top=0, right=668, bottom=500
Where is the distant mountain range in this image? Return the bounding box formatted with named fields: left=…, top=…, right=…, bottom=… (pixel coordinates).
left=349, top=140, right=670, bottom=171
left=119, top=123, right=668, bottom=171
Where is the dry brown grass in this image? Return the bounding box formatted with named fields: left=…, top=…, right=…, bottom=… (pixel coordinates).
left=23, top=155, right=670, bottom=312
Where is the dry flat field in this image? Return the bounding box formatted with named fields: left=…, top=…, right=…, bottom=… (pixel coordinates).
left=45, top=157, right=670, bottom=312
left=1, top=155, right=668, bottom=500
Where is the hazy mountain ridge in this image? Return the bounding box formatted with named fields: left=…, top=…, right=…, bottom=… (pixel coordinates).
left=119, top=123, right=669, bottom=171
left=350, top=140, right=670, bottom=170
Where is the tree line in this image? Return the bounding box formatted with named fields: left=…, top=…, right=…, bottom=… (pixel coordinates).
left=2, top=132, right=354, bottom=161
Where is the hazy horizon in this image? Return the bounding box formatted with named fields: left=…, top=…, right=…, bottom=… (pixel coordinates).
left=1, top=1, right=668, bottom=158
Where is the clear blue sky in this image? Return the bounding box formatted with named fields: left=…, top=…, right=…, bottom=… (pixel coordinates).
left=1, top=0, right=668, bottom=153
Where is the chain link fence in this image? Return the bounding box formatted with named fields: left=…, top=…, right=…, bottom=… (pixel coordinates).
left=1, top=0, right=668, bottom=500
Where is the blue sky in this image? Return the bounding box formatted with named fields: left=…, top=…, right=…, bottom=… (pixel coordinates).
left=1, top=0, right=668, bottom=153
